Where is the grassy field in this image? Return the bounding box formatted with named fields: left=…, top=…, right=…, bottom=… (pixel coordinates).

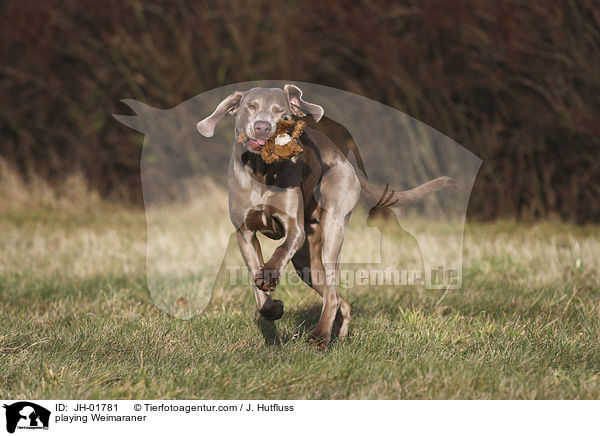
left=1, top=203, right=600, bottom=399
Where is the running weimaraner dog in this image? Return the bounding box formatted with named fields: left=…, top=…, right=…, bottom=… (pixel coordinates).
left=197, top=84, right=454, bottom=346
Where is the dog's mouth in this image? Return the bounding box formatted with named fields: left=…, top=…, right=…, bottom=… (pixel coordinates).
left=246, top=138, right=266, bottom=152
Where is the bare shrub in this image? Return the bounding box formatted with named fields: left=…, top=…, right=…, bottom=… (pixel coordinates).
left=0, top=0, right=598, bottom=220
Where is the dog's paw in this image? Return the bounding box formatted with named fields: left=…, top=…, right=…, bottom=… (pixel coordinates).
left=307, top=329, right=331, bottom=350
left=254, top=266, right=280, bottom=292
left=259, top=299, right=284, bottom=320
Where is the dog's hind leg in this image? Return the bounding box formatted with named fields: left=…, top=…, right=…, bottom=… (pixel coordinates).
left=338, top=296, right=351, bottom=339
left=292, top=221, right=352, bottom=343
left=309, top=210, right=348, bottom=347
left=311, top=162, right=360, bottom=346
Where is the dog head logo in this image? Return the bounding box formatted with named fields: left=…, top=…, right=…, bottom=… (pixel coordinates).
left=3, top=402, right=50, bottom=434
left=113, top=81, right=481, bottom=318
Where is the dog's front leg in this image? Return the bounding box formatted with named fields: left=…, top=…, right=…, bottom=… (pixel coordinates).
left=236, top=228, right=284, bottom=320
left=254, top=211, right=305, bottom=293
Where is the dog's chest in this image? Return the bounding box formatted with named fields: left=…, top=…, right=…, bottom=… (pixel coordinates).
left=228, top=152, right=298, bottom=228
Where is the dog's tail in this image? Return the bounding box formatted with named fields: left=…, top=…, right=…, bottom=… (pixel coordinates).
left=356, top=171, right=458, bottom=208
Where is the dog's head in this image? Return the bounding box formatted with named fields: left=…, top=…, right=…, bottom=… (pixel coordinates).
left=196, top=84, right=324, bottom=154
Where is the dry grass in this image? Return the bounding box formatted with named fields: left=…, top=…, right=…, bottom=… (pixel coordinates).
left=0, top=158, right=103, bottom=212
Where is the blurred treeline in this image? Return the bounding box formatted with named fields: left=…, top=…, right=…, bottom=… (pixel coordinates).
left=1, top=0, right=599, bottom=221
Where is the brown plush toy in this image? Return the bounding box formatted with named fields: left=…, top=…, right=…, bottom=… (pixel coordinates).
left=236, top=118, right=306, bottom=164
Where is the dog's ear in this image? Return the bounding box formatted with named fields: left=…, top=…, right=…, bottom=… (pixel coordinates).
left=196, top=91, right=246, bottom=137
left=284, top=84, right=324, bottom=123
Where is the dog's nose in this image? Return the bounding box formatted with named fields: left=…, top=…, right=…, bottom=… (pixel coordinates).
left=254, top=121, right=271, bottom=137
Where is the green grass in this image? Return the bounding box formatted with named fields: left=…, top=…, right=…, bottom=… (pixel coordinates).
left=1, top=206, right=600, bottom=399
